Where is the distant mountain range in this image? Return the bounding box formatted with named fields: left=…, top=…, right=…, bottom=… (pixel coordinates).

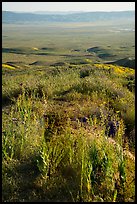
left=33, top=11, right=85, bottom=15
left=2, top=10, right=135, bottom=23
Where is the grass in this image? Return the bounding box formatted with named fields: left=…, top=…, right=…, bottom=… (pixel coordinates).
left=2, top=21, right=135, bottom=202
left=2, top=62, right=135, bottom=202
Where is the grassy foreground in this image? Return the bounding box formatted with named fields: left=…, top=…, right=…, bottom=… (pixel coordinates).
left=2, top=61, right=135, bottom=202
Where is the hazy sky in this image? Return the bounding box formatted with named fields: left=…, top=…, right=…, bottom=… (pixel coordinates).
left=2, top=2, right=135, bottom=12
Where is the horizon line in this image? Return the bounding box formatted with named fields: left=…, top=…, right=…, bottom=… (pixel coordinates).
left=3, top=10, right=135, bottom=12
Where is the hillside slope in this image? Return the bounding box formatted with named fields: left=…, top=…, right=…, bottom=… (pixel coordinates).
left=2, top=61, right=135, bottom=202
left=107, top=57, right=135, bottom=69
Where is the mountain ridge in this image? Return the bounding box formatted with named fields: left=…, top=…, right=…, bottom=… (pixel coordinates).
left=2, top=10, right=135, bottom=23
